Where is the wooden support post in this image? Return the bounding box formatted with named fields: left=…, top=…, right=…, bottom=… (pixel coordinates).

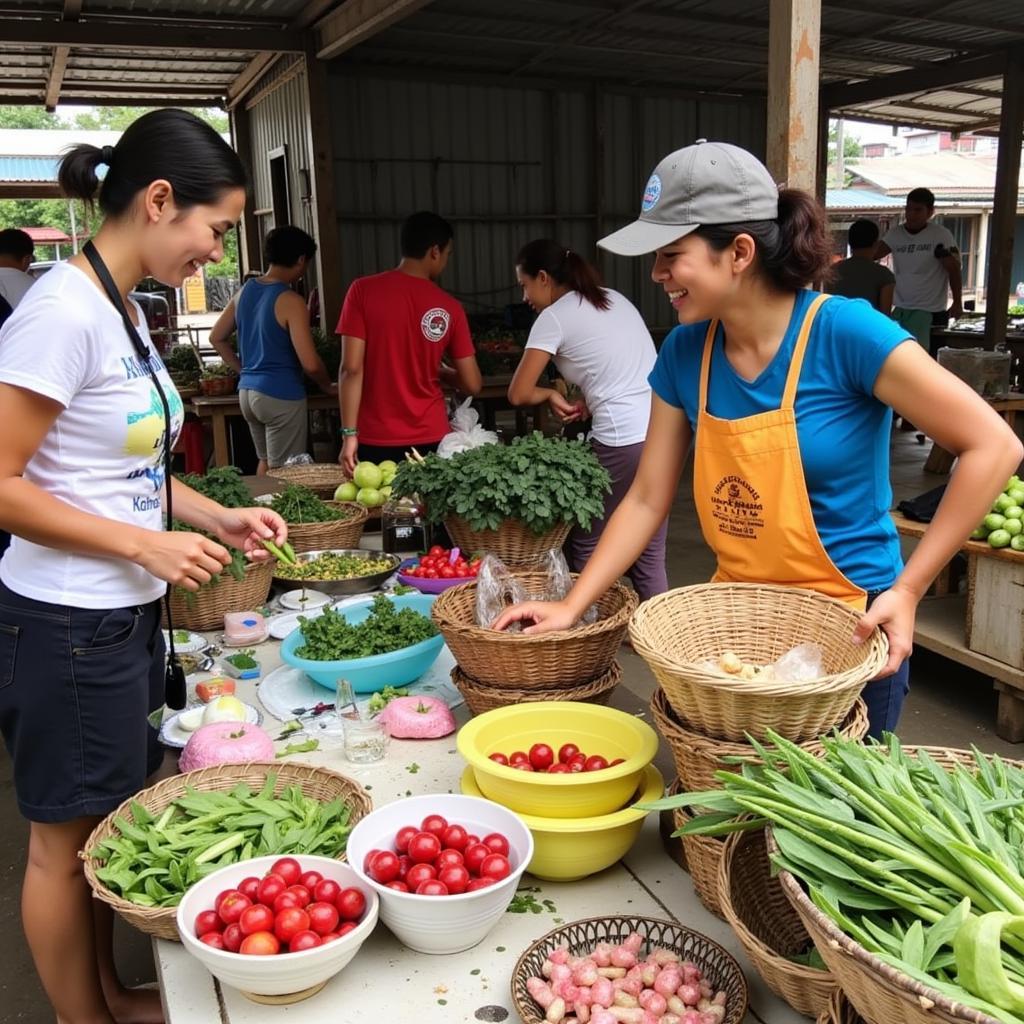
left=766, top=0, right=821, bottom=192
left=230, top=103, right=262, bottom=277
left=984, top=49, right=1024, bottom=350
left=304, top=47, right=343, bottom=335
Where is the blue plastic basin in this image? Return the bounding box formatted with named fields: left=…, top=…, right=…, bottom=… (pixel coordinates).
left=279, top=593, right=444, bottom=694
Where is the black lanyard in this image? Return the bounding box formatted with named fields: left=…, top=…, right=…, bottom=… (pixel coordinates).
left=82, top=241, right=186, bottom=710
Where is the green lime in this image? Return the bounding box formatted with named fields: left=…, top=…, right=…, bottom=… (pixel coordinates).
left=995, top=494, right=1015, bottom=513
left=988, top=529, right=1012, bottom=549
left=1004, top=519, right=1023, bottom=537
left=1011, top=534, right=1024, bottom=552
left=1004, top=506, right=1024, bottom=520
left=984, top=513, right=1007, bottom=532
left=970, top=526, right=989, bottom=540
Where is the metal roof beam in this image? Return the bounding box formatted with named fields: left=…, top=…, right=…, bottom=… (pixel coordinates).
left=854, top=97, right=999, bottom=119
left=0, top=19, right=304, bottom=52
left=823, top=0, right=1024, bottom=37
left=43, top=46, right=68, bottom=110
left=316, top=0, right=435, bottom=60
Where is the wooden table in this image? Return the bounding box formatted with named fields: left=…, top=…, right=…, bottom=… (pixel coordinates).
left=892, top=511, right=1024, bottom=740
left=923, top=393, right=1024, bottom=474
left=188, top=393, right=338, bottom=468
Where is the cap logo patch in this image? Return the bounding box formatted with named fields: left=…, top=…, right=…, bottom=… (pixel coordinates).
left=641, top=173, right=662, bottom=213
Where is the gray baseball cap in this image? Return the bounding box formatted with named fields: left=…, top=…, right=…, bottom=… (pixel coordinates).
left=598, top=140, right=780, bottom=256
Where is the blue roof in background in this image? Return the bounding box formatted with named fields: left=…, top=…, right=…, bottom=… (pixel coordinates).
left=826, top=189, right=906, bottom=209
left=0, top=156, right=59, bottom=183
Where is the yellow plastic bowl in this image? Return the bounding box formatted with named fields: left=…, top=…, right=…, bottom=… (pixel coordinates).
left=455, top=702, right=660, bottom=819
left=460, top=764, right=664, bottom=881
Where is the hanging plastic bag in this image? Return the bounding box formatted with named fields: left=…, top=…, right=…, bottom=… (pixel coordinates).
left=437, top=398, right=499, bottom=458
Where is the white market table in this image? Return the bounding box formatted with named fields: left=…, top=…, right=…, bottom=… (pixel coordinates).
left=154, top=633, right=807, bottom=1024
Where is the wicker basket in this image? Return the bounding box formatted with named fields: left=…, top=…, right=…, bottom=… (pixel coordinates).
left=163, top=559, right=273, bottom=632
left=432, top=574, right=637, bottom=687
left=284, top=501, right=369, bottom=553
left=271, top=463, right=348, bottom=500
left=630, top=583, right=888, bottom=742
left=668, top=778, right=726, bottom=918
left=819, top=990, right=867, bottom=1024
left=720, top=827, right=837, bottom=1018
left=199, top=375, right=237, bottom=396
left=82, top=761, right=372, bottom=942
left=651, top=687, right=870, bottom=794
left=450, top=661, right=621, bottom=715
left=512, top=916, right=748, bottom=1024
left=444, top=514, right=571, bottom=567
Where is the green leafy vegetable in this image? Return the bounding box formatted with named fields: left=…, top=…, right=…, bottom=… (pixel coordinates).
left=367, top=685, right=409, bottom=714
left=277, top=738, right=320, bottom=758
left=294, top=594, right=437, bottom=661
left=269, top=484, right=353, bottom=524
left=275, top=553, right=395, bottom=582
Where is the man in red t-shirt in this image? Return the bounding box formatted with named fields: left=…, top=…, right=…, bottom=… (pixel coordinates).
left=336, top=211, right=482, bottom=473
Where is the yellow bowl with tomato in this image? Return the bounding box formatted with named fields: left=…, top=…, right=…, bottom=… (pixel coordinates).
left=455, top=702, right=659, bottom=819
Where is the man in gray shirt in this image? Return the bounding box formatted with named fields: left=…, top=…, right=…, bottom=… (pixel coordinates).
left=830, top=219, right=895, bottom=314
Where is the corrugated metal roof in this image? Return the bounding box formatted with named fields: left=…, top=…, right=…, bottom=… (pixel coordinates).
left=846, top=153, right=1024, bottom=195
left=0, top=156, right=59, bottom=183
left=825, top=188, right=906, bottom=209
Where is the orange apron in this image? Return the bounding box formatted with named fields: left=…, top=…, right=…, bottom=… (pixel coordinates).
left=693, top=294, right=867, bottom=611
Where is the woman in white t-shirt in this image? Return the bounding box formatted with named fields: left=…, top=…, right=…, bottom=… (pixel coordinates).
left=0, top=110, right=287, bottom=1024
left=508, top=239, right=667, bottom=599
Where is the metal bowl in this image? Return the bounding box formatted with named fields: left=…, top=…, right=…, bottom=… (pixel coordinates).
left=271, top=548, right=401, bottom=598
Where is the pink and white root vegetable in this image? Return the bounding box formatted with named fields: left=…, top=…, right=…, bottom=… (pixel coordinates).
left=546, top=997, right=566, bottom=1023
left=637, top=990, right=667, bottom=1016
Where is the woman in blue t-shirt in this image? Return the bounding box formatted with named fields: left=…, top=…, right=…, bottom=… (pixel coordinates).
left=495, top=141, right=1022, bottom=737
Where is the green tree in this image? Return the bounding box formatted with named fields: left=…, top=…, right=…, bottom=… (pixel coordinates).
left=72, top=105, right=228, bottom=134
left=0, top=106, right=61, bottom=129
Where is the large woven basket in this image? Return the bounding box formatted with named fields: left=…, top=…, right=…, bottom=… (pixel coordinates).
left=443, top=514, right=571, bottom=566
left=720, top=827, right=837, bottom=1019
left=512, top=916, right=748, bottom=1024
left=630, top=583, right=888, bottom=742
left=271, top=463, right=348, bottom=500
left=668, top=778, right=726, bottom=918
left=450, top=661, right=621, bottom=716
left=284, top=501, right=368, bottom=553
left=651, top=687, right=870, bottom=794
left=432, top=574, right=636, bottom=687
left=820, top=990, right=867, bottom=1024
left=82, top=761, right=372, bottom=942
left=163, top=559, right=273, bottom=632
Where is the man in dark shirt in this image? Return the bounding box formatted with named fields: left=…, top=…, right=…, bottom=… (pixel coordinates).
left=831, top=220, right=895, bottom=315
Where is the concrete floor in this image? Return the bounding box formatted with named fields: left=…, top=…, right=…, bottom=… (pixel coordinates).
left=1, top=430, right=1019, bottom=1022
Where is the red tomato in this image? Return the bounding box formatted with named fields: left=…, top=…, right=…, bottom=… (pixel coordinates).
left=405, top=567, right=420, bottom=577
left=395, top=825, right=418, bottom=853
left=257, top=875, right=287, bottom=907
left=513, top=762, right=535, bottom=772
left=337, top=921, right=358, bottom=936
left=436, top=849, right=464, bottom=871
left=222, top=923, right=243, bottom=952
left=442, top=824, right=469, bottom=850
left=307, top=901, right=340, bottom=936
left=466, top=877, right=495, bottom=892
left=287, top=930, right=321, bottom=953
left=567, top=754, right=587, bottom=773
left=396, top=855, right=412, bottom=880
left=547, top=762, right=572, bottom=774
left=335, top=887, right=367, bottom=921
left=269, top=857, right=302, bottom=887
left=424, top=569, right=439, bottom=579
left=299, top=870, right=323, bottom=891
left=610, top=758, right=625, bottom=766
left=286, top=885, right=311, bottom=906
left=213, top=889, right=234, bottom=911
left=385, top=880, right=410, bottom=892
left=273, top=907, right=310, bottom=944
left=508, top=750, right=530, bottom=766
left=469, top=565, right=479, bottom=576
left=238, top=903, right=275, bottom=936
left=428, top=545, right=445, bottom=557
left=488, top=753, right=509, bottom=766
left=529, top=743, right=555, bottom=771
left=273, top=891, right=303, bottom=914
left=405, top=863, right=437, bottom=888
left=362, top=849, right=382, bottom=872
left=194, top=910, right=223, bottom=937
left=420, top=814, right=448, bottom=837
left=482, top=833, right=510, bottom=857
left=407, top=831, right=442, bottom=864
left=584, top=755, right=609, bottom=772
left=464, top=834, right=480, bottom=847
left=558, top=743, right=580, bottom=764
left=199, top=932, right=226, bottom=949
left=463, top=842, right=490, bottom=875
left=320, top=931, right=341, bottom=943
left=368, top=850, right=401, bottom=884
left=440, top=566, right=457, bottom=579
left=438, top=865, right=470, bottom=894
left=237, top=876, right=261, bottom=902
left=479, top=854, right=511, bottom=881
left=217, top=891, right=252, bottom=926
left=416, top=879, right=449, bottom=896
left=313, top=879, right=341, bottom=904
left=239, top=931, right=280, bottom=956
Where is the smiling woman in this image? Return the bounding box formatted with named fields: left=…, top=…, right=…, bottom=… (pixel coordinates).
left=0, top=108, right=288, bottom=1024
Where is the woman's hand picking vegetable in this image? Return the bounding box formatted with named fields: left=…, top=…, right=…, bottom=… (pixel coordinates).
left=852, top=583, right=916, bottom=677
left=214, top=506, right=288, bottom=561
left=491, top=599, right=577, bottom=635
left=548, top=391, right=588, bottom=425
left=136, top=530, right=233, bottom=590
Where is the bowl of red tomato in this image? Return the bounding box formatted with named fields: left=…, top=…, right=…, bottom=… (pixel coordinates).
left=397, top=545, right=481, bottom=594
left=176, top=854, right=378, bottom=1001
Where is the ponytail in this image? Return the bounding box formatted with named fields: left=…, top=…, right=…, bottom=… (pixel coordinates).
left=694, top=189, right=835, bottom=291
left=516, top=238, right=611, bottom=311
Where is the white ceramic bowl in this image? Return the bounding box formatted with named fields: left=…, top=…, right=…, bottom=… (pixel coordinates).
left=346, top=793, right=533, bottom=955
left=176, top=855, right=378, bottom=999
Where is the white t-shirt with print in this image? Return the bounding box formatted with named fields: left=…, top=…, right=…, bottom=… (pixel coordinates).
left=882, top=222, right=957, bottom=313
left=0, top=267, right=35, bottom=309
left=0, top=262, right=183, bottom=608
left=525, top=288, right=656, bottom=446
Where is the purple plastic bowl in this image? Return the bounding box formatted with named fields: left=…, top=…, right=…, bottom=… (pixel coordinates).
left=396, top=558, right=475, bottom=595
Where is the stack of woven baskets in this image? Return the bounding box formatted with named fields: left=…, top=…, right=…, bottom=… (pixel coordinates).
left=631, top=582, right=887, bottom=1019
left=431, top=572, right=637, bottom=714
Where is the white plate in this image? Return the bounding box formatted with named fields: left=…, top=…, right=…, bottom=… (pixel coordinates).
left=278, top=588, right=333, bottom=611
left=159, top=701, right=263, bottom=749
left=161, top=629, right=207, bottom=654
left=268, top=607, right=328, bottom=640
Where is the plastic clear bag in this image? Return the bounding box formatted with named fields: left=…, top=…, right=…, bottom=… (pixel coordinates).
left=437, top=398, right=499, bottom=458
left=702, top=642, right=824, bottom=682
left=282, top=453, right=313, bottom=466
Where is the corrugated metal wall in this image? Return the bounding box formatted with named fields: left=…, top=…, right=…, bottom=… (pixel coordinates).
left=325, top=70, right=765, bottom=329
